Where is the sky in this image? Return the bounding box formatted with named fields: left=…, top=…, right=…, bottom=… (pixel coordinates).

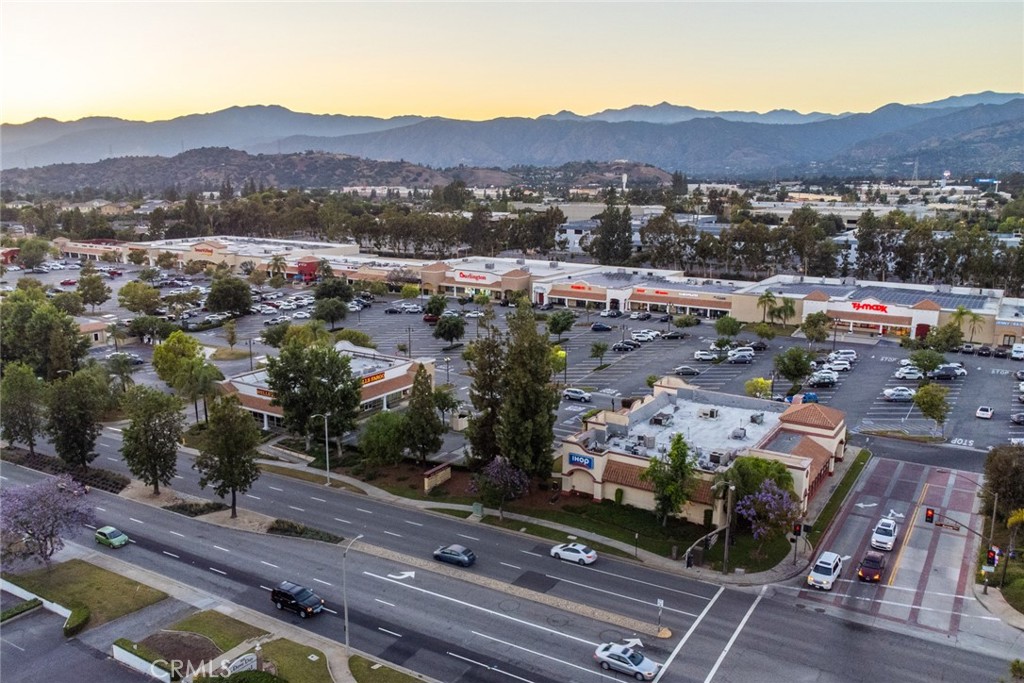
left=1, top=1, right=1022, bottom=125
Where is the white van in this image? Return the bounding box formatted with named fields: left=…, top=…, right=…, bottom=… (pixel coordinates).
left=829, top=349, right=858, bottom=362
left=1011, top=343, right=1024, bottom=361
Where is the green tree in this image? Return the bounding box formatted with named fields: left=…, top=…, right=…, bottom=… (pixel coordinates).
left=908, top=349, right=947, bottom=373
left=121, top=386, right=185, bottom=495
left=774, top=347, right=815, bottom=387
left=127, top=250, right=148, bottom=266
left=425, top=294, right=448, bottom=317
left=949, top=305, right=984, bottom=343
left=106, top=322, right=128, bottom=352
left=466, top=321, right=506, bottom=465
left=51, top=291, right=84, bottom=316
left=404, top=365, right=445, bottom=465
left=752, top=322, right=776, bottom=345
left=315, top=277, right=353, bottom=302
left=313, top=298, right=347, bottom=330
left=224, top=319, right=238, bottom=349
left=641, top=434, right=694, bottom=526
left=800, top=312, right=831, bottom=345
left=268, top=255, right=287, bottom=278
left=547, top=310, right=575, bottom=342
left=757, top=290, right=777, bottom=323
left=744, top=377, right=772, bottom=399
left=46, top=372, right=103, bottom=470
left=16, top=238, right=50, bottom=269
left=496, top=305, right=559, bottom=476
left=923, top=322, right=963, bottom=352
left=206, top=276, right=251, bottom=314
left=266, top=344, right=361, bottom=454
left=315, top=258, right=333, bottom=280
left=260, top=322, right=291, bottom=347
left=194, top=397, right=262, bottom=518
left=152, top=329, right=201, bottom=386
left=174, top=357, right=224, bottom=422
left=336, top=329, right=375, bottom=348
left=714, top=315, right=742, bottom=339
left=590, top=341, right=608, bottom=365
left=716, top=456, right=794, bottom=511
left=107, top=353, right=139, bottom=393
left=118, top=281, right=162, bottom=315
left=982, top=445, right=1024, bottom=519
left=434, top=316, right=466, bottom=348
left=471, top=456, right=530, bottom=521
left=913, top=383, right=950, bottom=436
left=399, top=283, right=420, bottom=300
left=588, top=189, right=633, bottom=265
left=769, top=297, right=797, bottom=326
left=0, top=362, right=47, bottom=456
left=359, top=411, right=407, bottom=471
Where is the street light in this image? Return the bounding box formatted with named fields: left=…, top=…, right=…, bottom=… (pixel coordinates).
left=342, top=533, right=364, bottom=656
left=311, top=413, right=332, bottom=484
left=711, top=482, right=736, bottom=575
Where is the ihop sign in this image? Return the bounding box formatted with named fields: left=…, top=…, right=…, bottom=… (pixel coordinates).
left=568, top=452, right=594, bottom=469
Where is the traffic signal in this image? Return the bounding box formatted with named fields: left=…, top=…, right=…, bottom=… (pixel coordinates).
left=925, top=508, right=935, bottom=524
left=793, top=523, right=802, bottom=537
left=986, top=548, right=997, bottom=566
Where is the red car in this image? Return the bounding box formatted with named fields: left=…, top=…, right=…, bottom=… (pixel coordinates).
left=60, top=279, right=77, bottom=286
left=422, top=313, right=439, bottom=325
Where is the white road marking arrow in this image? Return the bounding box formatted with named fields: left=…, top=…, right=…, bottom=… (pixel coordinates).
left=623, top=638, right=644, bottom=649
left=854, top=502, right=878, bottom=509
left=888, top=509, right=906, bottom=519
left=387, top=571, right=416, bottom=580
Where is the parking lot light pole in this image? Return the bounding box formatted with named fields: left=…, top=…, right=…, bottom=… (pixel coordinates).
left=311, top=413, right=331, bottom=484
left=342, top=533, right=363, bottom=656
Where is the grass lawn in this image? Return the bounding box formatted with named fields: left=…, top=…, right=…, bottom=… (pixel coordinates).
left=481, top=517, right=633, bottom=559
left=259, top=463, right=365, bottom=494
left=5, top=559, right=166, bottom=627
left=259, top=638, right=332, bottom=683
left=170, top=610, right=267, bottom=651
left=701, top=532, right=793, bottom=573
left=426, top=508, right=473, bottom=519
left=349, top=655, right=421, bottom=682
left=503, top=499, right=706, bottom=558
left=209, top=347, right=251, bottom=361
left=974, top=517, right=1024, bottom=614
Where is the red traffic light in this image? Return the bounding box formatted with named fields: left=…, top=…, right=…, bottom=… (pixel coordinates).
left=986, top=548, right=997, bottom=566
left=925, top=508, right=935, bottom=524
left=793, top=523, right=802, bottom=537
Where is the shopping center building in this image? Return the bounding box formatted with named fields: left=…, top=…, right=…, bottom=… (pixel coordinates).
left=53, top=235, right=1024, bottom=346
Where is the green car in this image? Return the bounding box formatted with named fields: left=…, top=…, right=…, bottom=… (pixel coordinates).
left=95, top=526, right=129, bottom=549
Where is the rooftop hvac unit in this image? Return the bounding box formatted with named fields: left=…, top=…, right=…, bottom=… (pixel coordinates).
left=697, top=457, right=712, bottom=471
left=644, top=435, right=656, bottom=448
left=750, top=413, right=764, bottom=425
left=549, top=261, right=559, bottom=268
left=699, top=407, right=720, bottom=420
left=709, top=450, right=730, bottom=466
left=485, top=263, right=495, bottom=270
left=516, top=258, right=525, bottom=265
left=731, top=427, right=747, bottom=440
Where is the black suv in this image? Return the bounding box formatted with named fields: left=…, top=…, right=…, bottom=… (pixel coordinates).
left=271, top=581, right=324, bottom=618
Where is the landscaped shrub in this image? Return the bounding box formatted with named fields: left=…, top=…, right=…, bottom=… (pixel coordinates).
left=0, top=450, right=128, bottom=493
left=63, top=605, right=90, bottom=636
left=0, top=598, right=40, bottom=622
left=163, top=501, right=229, bottom=517
left=614, top=488, right=624, bottom=505
left=268, top=519, right=342, bottom=544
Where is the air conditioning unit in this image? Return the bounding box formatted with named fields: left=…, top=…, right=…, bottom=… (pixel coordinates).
left=709, top=450, right=730, bottom=466
left=485, top=263, right=495, bottom=270
left=549, top=261, right=559, bottom=268
left=699, top=407, right=720, bottom=419
left=750, top=413, right=764, bottom=425
left=731, top=427, right=747, bottom=440
left=644, top=435, right=656, bottom=448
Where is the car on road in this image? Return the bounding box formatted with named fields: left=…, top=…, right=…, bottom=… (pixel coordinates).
left=95, top=526, right=129, bottom=549
left=870, top=518, right=899, bottom=551
left=271, top=581, right=324, bottom=618
left=105, top=352, right=144, bottom=365
left=291, top=310, right=311, bottom=319
left=433, top=543, right=476, bottom=567
left=995, top=347, right=1011, bottom=359
left=807, top=550, right=843, bottom=590
left=857, top=551, right=887, bottom=583
left=464, top=309, right=484, bottom=318
left=401, top=303, right=423, bottom=313
left=894, top=366, right=924, bottom=380
left=750, top=340, right=769, bottom=351
left=591, top=322, right=612, bottom=332
left=657, top=314, right=672, bottom=323
left=619, top=339, right=641, bottom=349
left=976, top=406, right=994, bottom=419
left=829, top=349, right=858, bottom=363
left=611, top=342, right=634, bottom=352
left=977, top=345, right=993, bottom=357
left=593, top=643, right=659, bottom=680
left=384, top=306, right=401, bottom=314
left=562, top=388, right=592, bottom=402
left=823, top=360, right=851, bottom=372
left=662, top=330, right=690, bottom=340
left=551, top=542, right=597, bottom=565
left=60, top=278, right=77, bottom=286
left=441, top=309, right=459, bottom=318
left=727, top=353, right=753, bottom=364
left=635, top=312, right=652, bottom=320
left=422, top=313, right=439, bottom=324
left=1011, top=413, right=1024, bottom=425
left=674, top=365, right=700, bottom=376
left=264, top=316, right=290, bottom=326
left=693, top=350, right=718, bottom=361
left=631, top=331, right=655, bottom=342
left=935, top=364, right=968, bottom=377
left=959, top=343, right=976, bottom=355
left=807, top=375, right=837, bottom=388
left=605, top=309, right=623, bottom=318
left=884, top=386, right=916, bottom=402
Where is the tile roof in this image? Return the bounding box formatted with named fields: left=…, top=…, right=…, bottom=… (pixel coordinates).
left=603, top=460, right=654, bottom=492
left=779, top=403, right=845, bottom=430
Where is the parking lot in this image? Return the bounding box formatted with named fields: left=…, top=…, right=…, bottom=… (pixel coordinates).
left=5, top=264, right=1023, bottom=451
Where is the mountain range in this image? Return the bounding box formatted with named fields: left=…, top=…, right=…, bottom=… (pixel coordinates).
left=1, top=92, right=1021, bottom=190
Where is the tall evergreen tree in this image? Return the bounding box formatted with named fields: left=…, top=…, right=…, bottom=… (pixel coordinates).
left=195, top=397, right=261, bottom=518
left=465, top=320, right=506, bottom=465
left=121, top=386, right=185, bottom=495
left=0, top=362, right=47, bottom=456
left=47, top=372, right=103, bottom=470
left=404, top=365, right=445, bottom=465
left=496, top=305, right=559, bottom=477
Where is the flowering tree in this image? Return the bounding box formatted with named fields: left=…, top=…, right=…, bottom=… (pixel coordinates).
left=1, top=475, right=95, bottom=567
left=735, top=479, right=800, bottom=558
left=471, top=456, right=530, bottom=520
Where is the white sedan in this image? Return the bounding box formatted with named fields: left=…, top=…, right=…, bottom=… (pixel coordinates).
left=883, top=386, right=916, bottom=402
left=894, top=366, right=924, bottom=380
left=550, top=542, right=597, bottom=565
left=976, top=406, right=994, bottom=419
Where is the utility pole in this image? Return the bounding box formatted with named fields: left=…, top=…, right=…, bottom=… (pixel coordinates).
left=723, top=484, right=735, bottom=575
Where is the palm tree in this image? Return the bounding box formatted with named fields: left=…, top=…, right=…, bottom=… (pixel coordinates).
left=268, top=255, right=287, bottom=279
left=950, top=305, right=984, bottom=343
left=757, top=290, right=776, bottom=323
left=107, top=355, right=138, bottom=394
left=771, top=297, right=797, bottom=327
left=106, top=323, right=127, bottom=352
left=174, top=358, right=224, bottom=423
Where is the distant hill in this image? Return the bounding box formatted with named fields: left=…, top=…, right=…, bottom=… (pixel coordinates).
left=1, top=93, right=1021, bottom=183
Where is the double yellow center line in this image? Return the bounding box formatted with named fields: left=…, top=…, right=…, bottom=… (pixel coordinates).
left=888, top=482, right=928, bottom=586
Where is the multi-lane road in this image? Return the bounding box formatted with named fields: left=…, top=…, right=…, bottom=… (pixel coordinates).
left=2, top=428, right=1018, bottom=682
